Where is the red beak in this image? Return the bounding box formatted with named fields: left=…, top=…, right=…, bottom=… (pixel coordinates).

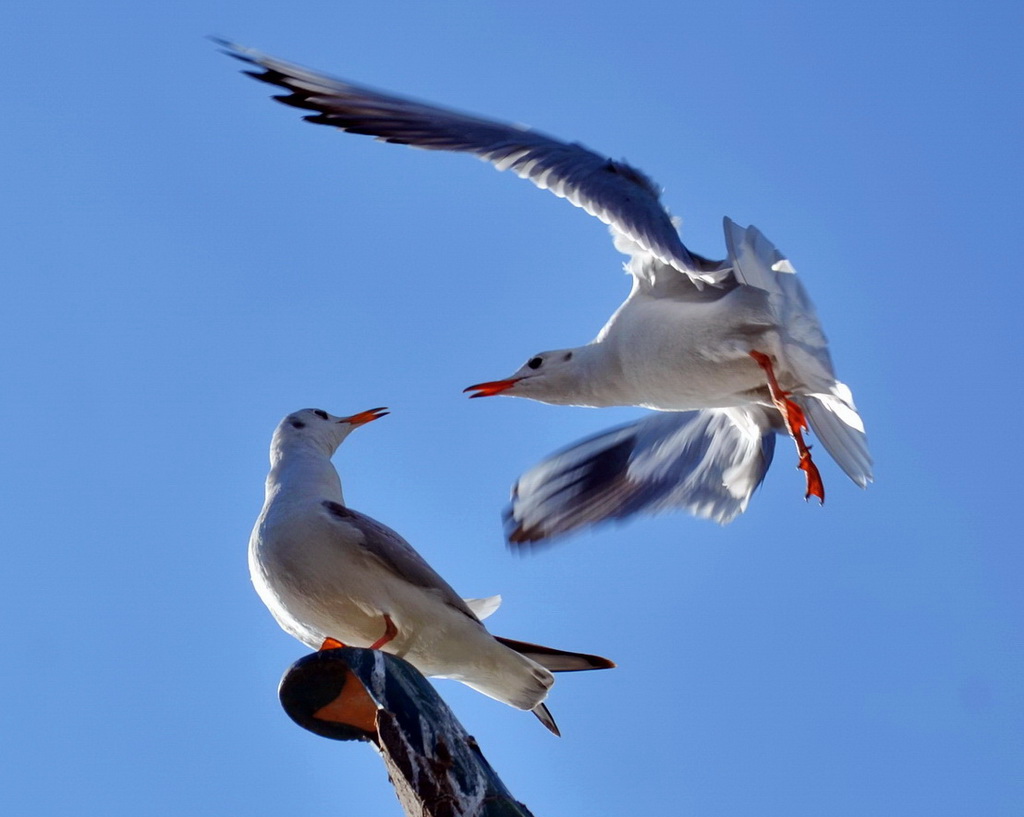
left=339, top=407, right=389, bottom=426
left=463, top=379, right=521, bottom=398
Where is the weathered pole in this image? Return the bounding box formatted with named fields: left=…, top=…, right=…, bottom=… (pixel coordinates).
left=278, top=647, right=537, bottom=817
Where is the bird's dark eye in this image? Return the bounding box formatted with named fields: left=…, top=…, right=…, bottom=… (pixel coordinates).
left=313, top=410, right=329, bottom=420
left=290, top=420, right=306, bottom=429
left=563, top=352, right=573, bottom=361
left=527, top=356, right=543, bottom=370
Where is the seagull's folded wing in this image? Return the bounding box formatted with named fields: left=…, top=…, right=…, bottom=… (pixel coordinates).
left=322, top=500, right=480, bottom=620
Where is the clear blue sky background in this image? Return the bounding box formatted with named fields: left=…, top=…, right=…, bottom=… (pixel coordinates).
left=3, top=1, right=1021, bottom=814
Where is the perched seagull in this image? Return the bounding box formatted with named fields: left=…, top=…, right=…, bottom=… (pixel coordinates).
left=249, top=408, right=614, bottom=734
left=222, top=43, right=872, bottom=545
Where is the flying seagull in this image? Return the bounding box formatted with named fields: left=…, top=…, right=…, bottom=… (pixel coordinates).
left=249, top=407, right=614, bottom=733
left=222, top=42, right=872, bottom=545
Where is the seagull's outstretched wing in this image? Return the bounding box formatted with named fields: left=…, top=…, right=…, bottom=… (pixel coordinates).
left=218, top=40, right=724, bottom=284
left=506, top=407, right=778, bottom=546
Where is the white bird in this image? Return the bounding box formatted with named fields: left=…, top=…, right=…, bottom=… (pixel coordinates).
left=249, top=407, right=614, bottom=734
left=468, top=221, right=873, bottom=543
left=223, top=43, right=872, bottom=545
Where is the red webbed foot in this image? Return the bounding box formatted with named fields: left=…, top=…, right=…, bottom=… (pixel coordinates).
left=750, top=350, right=825, bottom=504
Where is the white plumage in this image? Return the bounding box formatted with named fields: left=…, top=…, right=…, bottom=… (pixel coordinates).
left=223, top=42, right=872, bottom=545
left=249, top=408, right=614, bottom=733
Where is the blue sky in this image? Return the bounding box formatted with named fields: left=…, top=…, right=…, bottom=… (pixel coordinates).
left=3, top=1, right=1021, bottom=814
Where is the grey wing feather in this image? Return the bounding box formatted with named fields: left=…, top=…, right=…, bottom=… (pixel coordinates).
left=322, top=501, right=478, bottom=621
left=722, top=218, right=836, bottom=389
left=219, top=41, right=720, bottom=283
left=722, top=218, right=872, bottom=484
left=506, top=408, right=778, bottom=546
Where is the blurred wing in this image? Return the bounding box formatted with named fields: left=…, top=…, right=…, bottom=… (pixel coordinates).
left=219, top=40, right=723, bottom=284
left=506, top=408, right=778, bottom=546
left=321, top=501, right=479, bottom=621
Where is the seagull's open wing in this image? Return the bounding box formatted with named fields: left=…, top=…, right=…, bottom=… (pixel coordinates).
left=219, top=41, right=721, bottom=284
left=321, top=500, right=479, bottom=621
left=506, top=407, right=778, bottom=546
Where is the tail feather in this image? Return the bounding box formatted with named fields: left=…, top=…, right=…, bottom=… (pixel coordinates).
left=494, top=635, right=616, bottom=672
left=722, top=218, right=872, bottom=489
left=481, top=637, right=612, bottom=737
left=532, top=702, right=561, bottom=736
left=801, top=386, right=873, bottom=487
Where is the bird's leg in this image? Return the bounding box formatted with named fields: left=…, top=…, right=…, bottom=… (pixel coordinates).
left=319, top=637, right=346, bottom=651
left=369, top=614, right=397, bottom=651
left=749, top=350, right=825, bottom=503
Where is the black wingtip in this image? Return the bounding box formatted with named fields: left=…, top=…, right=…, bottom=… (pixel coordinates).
left=494, top=636, right=616, bottom=672
left=209, top=36, right=249, bottom=62
left=504, top=513, right=573, bottom=552
left=503, top=507, right=554, bottom=551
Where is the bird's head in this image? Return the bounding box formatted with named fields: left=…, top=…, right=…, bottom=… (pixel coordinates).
left=274, top=407, right=389, bottom=456
left=464, top=348, right=584, bottom=405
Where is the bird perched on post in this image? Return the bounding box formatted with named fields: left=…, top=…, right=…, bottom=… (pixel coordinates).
left=249, top=407, right=614, bottom=734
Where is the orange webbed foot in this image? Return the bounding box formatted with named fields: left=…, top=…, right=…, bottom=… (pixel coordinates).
left=750, top=350, right=825, bottom=504
left=799, top=452, right=825, bottom=504
left=319, top=637, right=346, bottom=651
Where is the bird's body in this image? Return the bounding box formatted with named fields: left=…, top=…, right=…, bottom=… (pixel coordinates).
left=470, top=222, right=871, bottom=542
left=249, top=408, right=613, bottom=731
left=253, top=493, right=538, bottom=693
left=588, top=284, right=778, bottom=411
left=224, top=43, right=872, bottom=544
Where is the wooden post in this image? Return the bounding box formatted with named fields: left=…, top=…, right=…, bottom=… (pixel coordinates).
left=278, top=647, right=537, bottom=817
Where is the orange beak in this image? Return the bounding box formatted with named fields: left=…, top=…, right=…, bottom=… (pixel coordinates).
left=339, top=407, right=389, bottom=426
left=463, top=379, right=521, bottom=398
